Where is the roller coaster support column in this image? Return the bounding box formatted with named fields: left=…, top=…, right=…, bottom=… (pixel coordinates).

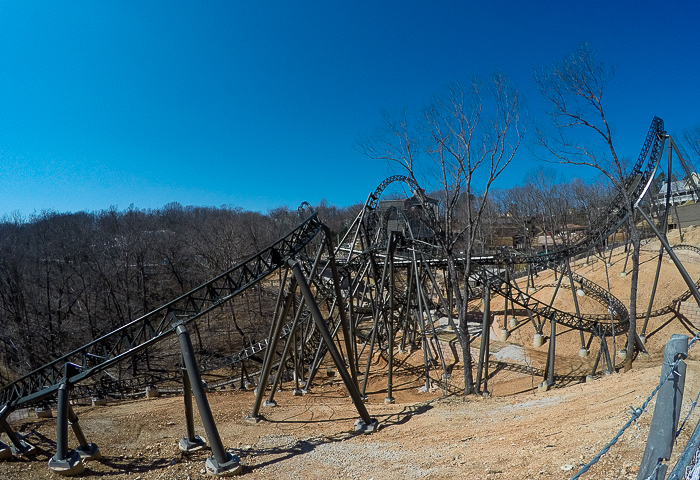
left=323, top=224, right=361, bottom=392
left=267, top=294, right=306, bottom=402
left=566, top=259, right=587, bottom=354
left=637, top=334, right=688, bottom=480
left=290, top=261, right=379, bottom=433
left=638, top=206, right=700, bottom=309
left=176, top=323, right=242, bottom=476
left=67, top=405, right=100, bottom=460
left=540, top=315, right=556, bottom=392
left=48, top=382, right=85, bottom=475
left=362, top=233, right=396, bottom=397
left=0, top=406, right=35, bottom=458
left=588, top=331, right=614, bottom=380
left=475, top=284, right=491, bottom=395
left=249, top=277, right=296, bottom=419
left=385, top=233, right=397, bottom=404
left=179, top=363, right=207, bottom=451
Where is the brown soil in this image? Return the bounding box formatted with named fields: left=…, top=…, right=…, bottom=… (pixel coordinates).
left=4, top=227, right=700, bottom=480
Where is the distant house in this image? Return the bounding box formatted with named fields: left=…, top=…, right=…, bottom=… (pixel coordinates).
left=657, top=173, right=700, bottom=206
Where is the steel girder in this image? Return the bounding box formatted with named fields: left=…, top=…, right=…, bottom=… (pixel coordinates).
left=0, top=214, right=324, bottom=410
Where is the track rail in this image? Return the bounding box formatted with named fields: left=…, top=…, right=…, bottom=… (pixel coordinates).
left=0, top=214, right=323, bottom=410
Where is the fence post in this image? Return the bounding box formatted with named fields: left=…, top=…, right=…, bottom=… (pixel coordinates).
left=637, top=334, right=689, bottom=480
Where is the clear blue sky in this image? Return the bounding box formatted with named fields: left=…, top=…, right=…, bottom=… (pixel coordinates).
left=1, top=1, right=698, bottom=217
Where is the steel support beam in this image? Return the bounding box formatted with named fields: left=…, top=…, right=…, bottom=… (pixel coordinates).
left=176, top=323, right=241, bottom=476
left=289, top=261, right=378, bottom=433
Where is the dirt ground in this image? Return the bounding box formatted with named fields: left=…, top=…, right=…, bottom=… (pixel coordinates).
left=4, top=227, right=700, bottom=480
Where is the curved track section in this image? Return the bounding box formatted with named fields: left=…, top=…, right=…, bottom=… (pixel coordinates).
left=474, top=263, right=629, bottom=335
left=639, top=244, right=700, bottom=318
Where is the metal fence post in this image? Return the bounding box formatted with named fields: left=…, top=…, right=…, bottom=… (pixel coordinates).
left=637, top=334, right=689, bottom=480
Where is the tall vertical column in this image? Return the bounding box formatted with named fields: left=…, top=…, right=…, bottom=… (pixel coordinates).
left=48, top=382, right=85, bottom=475
left=176, top=323, right=242, bottom=476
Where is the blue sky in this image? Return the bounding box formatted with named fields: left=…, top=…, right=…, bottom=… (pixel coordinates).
left=1, top=1, right=698, bottom=217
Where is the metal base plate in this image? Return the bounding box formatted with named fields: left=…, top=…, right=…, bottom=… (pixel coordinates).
left=10, top=439, right=36, bottom=457
left=179, top=435, right=207, bottom=452
left=354, top=417, right=379, bottom=434
left=205, top=452, right=242, bottom=476
left=76, top=442, right=101, bottom=460
left=48, top=450, right=85, bottom=476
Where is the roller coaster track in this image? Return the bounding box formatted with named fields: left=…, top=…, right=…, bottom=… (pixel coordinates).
left=0, top=214, right=324, bottom=411
left=476, top=116, right=666, bottom=267
left=473, top=263, right=629, bottom=335
left=338, top=118, right=664, bottom=338
left=637, top=244, right=700, bottom=318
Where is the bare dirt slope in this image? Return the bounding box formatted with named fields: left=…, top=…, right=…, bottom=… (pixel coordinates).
left=3, top=227, right=700, bottom=480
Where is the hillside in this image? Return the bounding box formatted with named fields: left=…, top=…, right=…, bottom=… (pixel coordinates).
left=2, top=227, right=700, bottom=479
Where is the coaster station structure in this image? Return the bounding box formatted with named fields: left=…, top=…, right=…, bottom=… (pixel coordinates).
left=2, top=117, right=700, bottom=476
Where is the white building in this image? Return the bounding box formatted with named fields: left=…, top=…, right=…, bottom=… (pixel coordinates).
left=657, top=173, right=700, bottom=206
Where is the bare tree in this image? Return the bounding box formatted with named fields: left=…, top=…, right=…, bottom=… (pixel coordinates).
left=683, top=124, right=700, bottom=166
left=360, top=73, right=524, bottom=394
left=534, top=42, right=642, bottom=370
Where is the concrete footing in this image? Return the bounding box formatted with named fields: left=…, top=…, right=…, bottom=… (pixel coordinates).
left=509, top=317, right=518, bottom=328
left=146, top=386, right=159, bottom=398
left=354, top=417, right=379, bottom=434
left=263, top=400, right=277, bottom=407
left=179, top=435, right=207, bottom=452
left=91, top=397, right=107, bottom=407
left=384, top=396, right=395, bottom=404
left=244, top=415, right=262, bottom=424
left=48, top=451, right=85, bottom=476
left=205, top=452, right=242, bottom=476
left=76, top=442, right=101, bottom=460
left=500, top=329, right=509, bottom=342
left=10, top=439, right=36, bottom=457
left=578, top=348, right=589, bottom=358
left=533, top=333, right=544, bottom=347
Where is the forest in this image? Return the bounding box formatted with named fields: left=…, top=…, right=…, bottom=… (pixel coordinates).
left=0, top=172, right=614, bottom=384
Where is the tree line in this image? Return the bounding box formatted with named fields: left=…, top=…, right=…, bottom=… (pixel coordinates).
left=0, top=201, right=359, bottom=382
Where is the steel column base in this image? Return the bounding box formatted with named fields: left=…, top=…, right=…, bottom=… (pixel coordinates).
left=538, top=380, right=552, bottom=392
left=76, top=442, right=101, bottom=460
left=292, top=389, right=303, bottom=396
left=244, top=415, right=262, bottom=424
left=179, top=436, right=207, bottom=452
left=48, top=450, right=84, bottom=476
left=205, top=452, right=242, bottom=476
left=10, top=439, right=36, bottom=456
left=353, top=417, right=379, bottom=434
left=384, top=396, right=395, bottom=404
left=263, top=400, right=277, bottom=407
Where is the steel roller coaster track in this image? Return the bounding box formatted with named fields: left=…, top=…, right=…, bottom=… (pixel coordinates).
left=2, top=116, right=693, bottom=476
